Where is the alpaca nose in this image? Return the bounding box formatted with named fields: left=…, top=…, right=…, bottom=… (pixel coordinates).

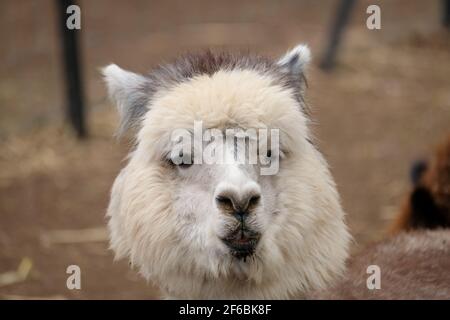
left=215, top=191, right=261, bottom=219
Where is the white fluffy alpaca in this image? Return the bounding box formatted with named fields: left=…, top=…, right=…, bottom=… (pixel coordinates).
left=103, top=45, right=351, bottom=299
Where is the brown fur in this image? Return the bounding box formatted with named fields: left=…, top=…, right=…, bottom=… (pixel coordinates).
left=391, top=135, right=450, bottom=233
left=311, top=135, right=450, bottom=299
left=311, top=230, right=450, bottom=299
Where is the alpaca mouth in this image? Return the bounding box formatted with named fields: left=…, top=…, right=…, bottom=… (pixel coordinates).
left=221, top=226, right=261, bottom=260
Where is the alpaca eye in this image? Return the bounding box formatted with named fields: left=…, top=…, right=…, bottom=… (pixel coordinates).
left=178, top=162, right=193, bottom=169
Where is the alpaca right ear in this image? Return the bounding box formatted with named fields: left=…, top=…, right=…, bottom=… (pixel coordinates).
left=102, top=64, right=151, bottom=136
left=277, top=44, right=311, bottom=78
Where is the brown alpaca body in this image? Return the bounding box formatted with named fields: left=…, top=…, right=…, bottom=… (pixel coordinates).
left=313, top=135, right=450, bottom=299
left=311, top=230, right=450, bottom=299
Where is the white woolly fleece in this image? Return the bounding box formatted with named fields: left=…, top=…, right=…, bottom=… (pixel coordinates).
left=106, top=60, right=351, bottom=299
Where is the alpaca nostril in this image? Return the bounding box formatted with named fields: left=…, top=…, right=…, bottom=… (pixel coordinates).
left=216, top=195, right=233, bottom=208
left=248, top=195, right=261, bottom=209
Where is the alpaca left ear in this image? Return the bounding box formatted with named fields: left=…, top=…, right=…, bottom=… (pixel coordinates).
left=102, top=64, right=151, bottom=136
left=277, top=44, right=311, bottom=78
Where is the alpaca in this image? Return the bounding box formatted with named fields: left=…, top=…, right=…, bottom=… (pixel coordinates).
left=391, top=135, right=450, bottom=232
left=311, top=136, right=450, bottom=299
left=103, top=45, right=351, bottom=299
left=310, top=229, right=450, bottom=299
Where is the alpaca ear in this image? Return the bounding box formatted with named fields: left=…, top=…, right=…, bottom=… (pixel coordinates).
left=410, top=160, right=428, bottom=185
left=102, top=64, right=151, bottom=135
left=277, top=44, right=311, bottom=78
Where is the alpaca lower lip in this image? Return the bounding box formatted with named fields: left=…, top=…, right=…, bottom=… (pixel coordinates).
left=221, top=229, right=261, bottom=259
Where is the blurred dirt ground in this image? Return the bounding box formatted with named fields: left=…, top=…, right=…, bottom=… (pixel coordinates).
left=0, top=0, right=449, bottom=299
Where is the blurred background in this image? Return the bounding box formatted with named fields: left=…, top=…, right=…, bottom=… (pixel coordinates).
left=0, top=0, right=449, bottom=299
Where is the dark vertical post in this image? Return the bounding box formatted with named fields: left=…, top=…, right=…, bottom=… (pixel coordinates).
left=57, top=0, right=87, bottom=138
left=444, top=0, right=450, bottom=28
left=320, top=0, right=356, bottom=71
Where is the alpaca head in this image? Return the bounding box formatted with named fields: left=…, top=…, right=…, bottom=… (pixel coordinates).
left=392, top=135, right=450, bottom=232
left=103, top=45, right=350, bottom=299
